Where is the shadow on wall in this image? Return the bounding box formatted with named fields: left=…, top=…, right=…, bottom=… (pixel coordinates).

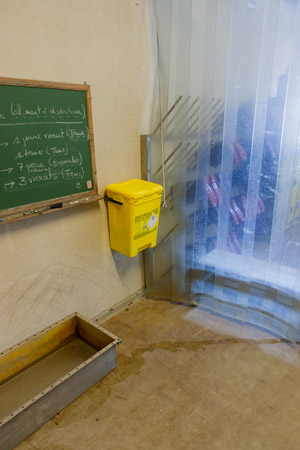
left=111, top=250, right=138, bottom=278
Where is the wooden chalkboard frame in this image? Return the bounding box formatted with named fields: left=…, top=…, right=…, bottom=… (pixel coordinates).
left=0, top=77, right=99, bottom=223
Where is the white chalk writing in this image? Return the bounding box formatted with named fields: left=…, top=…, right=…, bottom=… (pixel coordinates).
left=0, top=99, right=91, bottom=197
left=10, top=103, right=86, bottom=120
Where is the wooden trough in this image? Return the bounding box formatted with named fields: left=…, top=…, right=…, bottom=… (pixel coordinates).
left=0, top=313, right=121, bottom=450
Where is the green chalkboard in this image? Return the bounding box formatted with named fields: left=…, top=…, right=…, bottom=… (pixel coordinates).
left=0, top=77, right=98, bottom=219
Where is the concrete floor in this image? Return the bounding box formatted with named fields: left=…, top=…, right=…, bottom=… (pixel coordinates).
left=16, top=297, right=300, bottom=450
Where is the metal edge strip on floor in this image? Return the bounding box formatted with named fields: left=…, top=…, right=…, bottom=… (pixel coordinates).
left=93, top=288, right=146, bottom=324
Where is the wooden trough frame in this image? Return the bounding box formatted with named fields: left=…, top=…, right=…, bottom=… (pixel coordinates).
left=0, top=313, right=121, bottom=450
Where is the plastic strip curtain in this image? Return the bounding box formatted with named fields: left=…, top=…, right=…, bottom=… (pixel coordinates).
left=150, top=0, right=300, bottom=341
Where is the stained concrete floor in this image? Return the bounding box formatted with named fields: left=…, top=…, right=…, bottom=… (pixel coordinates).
left=16, top=297, right=300, bottom=450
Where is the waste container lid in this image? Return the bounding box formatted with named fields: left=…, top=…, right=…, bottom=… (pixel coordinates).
left=106, top=179, right=163, bottom=200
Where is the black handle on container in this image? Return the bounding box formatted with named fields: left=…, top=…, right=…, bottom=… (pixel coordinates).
left=104, top=195, right=123, bottom=205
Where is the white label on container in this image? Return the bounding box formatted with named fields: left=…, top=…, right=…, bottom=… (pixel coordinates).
left=147, top=213, right=158, bottom=229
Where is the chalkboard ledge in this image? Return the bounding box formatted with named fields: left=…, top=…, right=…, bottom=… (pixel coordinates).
left=0, top=194, right=103, bottom=225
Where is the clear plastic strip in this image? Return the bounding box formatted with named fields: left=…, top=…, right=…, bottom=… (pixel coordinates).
left=213, top=0, right=248, bottom=315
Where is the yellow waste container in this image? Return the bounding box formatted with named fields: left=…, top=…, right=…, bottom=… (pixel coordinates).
left=105, top=179, right=163, bottom=257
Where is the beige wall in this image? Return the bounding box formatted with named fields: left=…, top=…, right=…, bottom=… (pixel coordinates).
left=0, top=0, right=155, bottom=349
